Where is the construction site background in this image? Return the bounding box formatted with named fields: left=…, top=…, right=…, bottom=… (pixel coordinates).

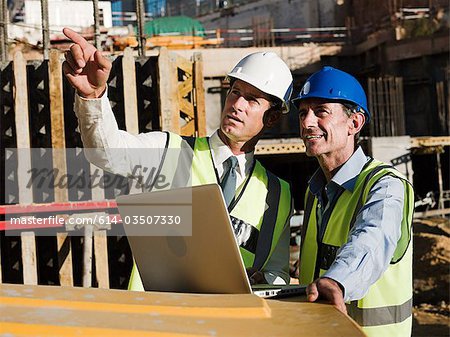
left=0, top=0, right=449, bottom=336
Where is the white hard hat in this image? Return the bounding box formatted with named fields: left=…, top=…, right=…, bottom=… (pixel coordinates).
left=227, top=52, right=293, bottom=113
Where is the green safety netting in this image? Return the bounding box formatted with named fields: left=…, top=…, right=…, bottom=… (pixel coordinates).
left=139, top=15, right=205, bottom=37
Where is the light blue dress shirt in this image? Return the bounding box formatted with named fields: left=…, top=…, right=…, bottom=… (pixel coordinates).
left=308, top=147, right=405, bottom=301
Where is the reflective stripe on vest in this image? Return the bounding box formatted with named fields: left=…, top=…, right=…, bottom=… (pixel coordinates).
left=299, top=159, right=413, bottom=336
left=348, top=298, right=412, bottom=326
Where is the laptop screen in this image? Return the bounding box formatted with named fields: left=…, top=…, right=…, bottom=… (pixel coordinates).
left=117, top=184, right=253, bottom=294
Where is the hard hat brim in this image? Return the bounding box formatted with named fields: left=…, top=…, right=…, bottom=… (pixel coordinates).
left=227, top=73, right=290, bottom=113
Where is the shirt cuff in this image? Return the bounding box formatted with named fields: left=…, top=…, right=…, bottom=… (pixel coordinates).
left=322, top=268, right=350, bottom=301
left=74, top=87, right=109, bottom=120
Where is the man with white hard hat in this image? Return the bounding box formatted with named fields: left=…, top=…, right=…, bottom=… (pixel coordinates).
left=62, top=28, right=294, bottom=290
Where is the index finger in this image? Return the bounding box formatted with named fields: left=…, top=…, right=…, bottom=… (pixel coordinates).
left=63, top=27, right=90, bottom=49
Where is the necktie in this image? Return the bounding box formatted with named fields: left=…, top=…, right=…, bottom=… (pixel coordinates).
left=220, top=156, right=238, bottom=207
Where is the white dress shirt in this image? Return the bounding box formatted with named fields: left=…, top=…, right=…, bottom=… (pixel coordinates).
left=74, top=91, right=290, bottom=284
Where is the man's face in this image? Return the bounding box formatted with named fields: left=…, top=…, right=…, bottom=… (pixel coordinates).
left=298, top=98, right=355, bottom=159
left=220, top=80, right=274, bottom=143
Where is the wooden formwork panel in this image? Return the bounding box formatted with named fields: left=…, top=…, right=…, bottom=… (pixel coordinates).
left=0, top=49, right=206, bottom=289
left=158, top=48, right=207, bottom=137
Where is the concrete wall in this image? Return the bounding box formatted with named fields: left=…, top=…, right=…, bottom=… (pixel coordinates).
left=197, top=0, right=342, bottom=30
left=369, top=136, right=413, bottom=180
left=172, top=45, right=342, bottom=77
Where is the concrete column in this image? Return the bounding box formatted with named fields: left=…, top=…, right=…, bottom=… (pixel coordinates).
left=369, top=136, right=413, bottom=180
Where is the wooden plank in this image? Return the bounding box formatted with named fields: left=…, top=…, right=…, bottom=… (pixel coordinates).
left=94, top=230, right=109, bottom=289
left=13, top=51, right=32, bottom=203
left=255, top=142, right=306, bottom=155
left=49, top=49, right=74, bottom=287
left=180, top=120, right=195, bottom=136
left=179, top=98, right=195, bottom=119
left=49, top=50, right=68, bottom=198
left=0, top=283, right=366, bottom=337
left=13, top=51, right=38, bottom=285
left=178, top=76, right=193, bottom=98
left=122, top=47, right=141, bottom=198
left=193, top=53, right=206, bottom=137
left=411, top=136, right=450, bottom=147
left=89, top=164, right=109, bottom=288
left=122, top=48, right=139, bottom=135
left=158, top=48, right=180, bottom=133
left=21, top=232, right=37, bottom=285
left=82, top=225, right=93, bottom=288
left=175, top=54, right=192, bottom=75
left=57, top=233, right=73, bottom=287
left=90, top=163, right=105, bottom=201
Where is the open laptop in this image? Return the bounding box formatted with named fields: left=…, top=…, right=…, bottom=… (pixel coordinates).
left=116, top=184, right=306, bottom=298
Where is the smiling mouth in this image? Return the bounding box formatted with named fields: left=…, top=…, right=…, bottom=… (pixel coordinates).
left=304, top=134, right=326, bottom=140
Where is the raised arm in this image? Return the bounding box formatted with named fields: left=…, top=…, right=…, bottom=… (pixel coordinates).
left=62, top=28, right=167, bottom=183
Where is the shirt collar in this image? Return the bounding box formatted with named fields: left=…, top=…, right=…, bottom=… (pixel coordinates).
left=309, top=147, right=370, bottom=195
left=209, top=130, right=254, bottom=176
left=332, top=147, right=369, bottom=192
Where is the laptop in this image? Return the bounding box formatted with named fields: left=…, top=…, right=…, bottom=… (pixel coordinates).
left=116, top=184, right=306, bottom=298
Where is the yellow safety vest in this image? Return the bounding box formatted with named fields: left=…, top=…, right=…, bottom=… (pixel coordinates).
left=299, top=159, right=414, bottom=337
left=129, top=132, right=292, bottom=290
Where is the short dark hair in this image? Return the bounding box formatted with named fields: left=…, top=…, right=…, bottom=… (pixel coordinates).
left=341, top=102, right=362, bottom=148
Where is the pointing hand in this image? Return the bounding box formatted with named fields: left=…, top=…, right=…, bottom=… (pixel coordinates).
left=62, top=27, right=111, bottom=99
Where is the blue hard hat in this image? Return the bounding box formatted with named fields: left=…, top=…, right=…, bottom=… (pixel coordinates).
left=292, top=66, right=370, bottom=123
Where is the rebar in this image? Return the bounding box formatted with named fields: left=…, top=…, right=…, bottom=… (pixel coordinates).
left=41, top=0, right=50, bottom=60
left=93, top=0, right=101, bottom=49
left=136, top=0, right=146, bottom=57
left=0, top=0, right=8, bottom=62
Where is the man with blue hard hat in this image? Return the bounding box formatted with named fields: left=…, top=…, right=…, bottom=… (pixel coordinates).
left=292, top=66, right=414, bottom=337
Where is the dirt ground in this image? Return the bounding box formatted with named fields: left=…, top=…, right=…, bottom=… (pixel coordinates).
left=412, top=217, right=450, bottom=337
